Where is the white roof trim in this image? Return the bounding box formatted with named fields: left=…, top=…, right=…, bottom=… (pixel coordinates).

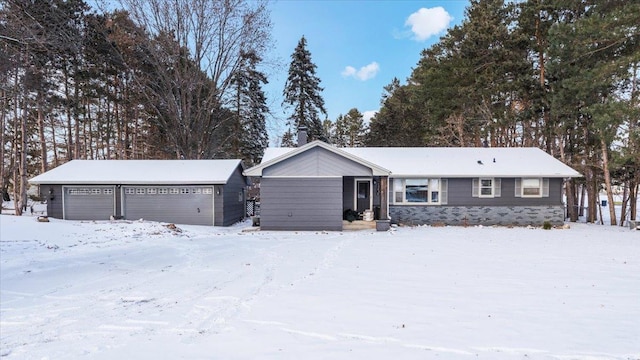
left=243, top=140, right=391, bottom=177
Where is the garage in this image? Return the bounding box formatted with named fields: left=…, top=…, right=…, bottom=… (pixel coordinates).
left=63, top=186, right=116, bottom=220
left=122, top=186, right=214, bottom=226
left=30, top=159, right=247, bottom=226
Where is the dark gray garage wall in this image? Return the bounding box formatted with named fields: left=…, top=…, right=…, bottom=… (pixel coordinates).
left=260, top=177, right=343, bottom=231
left=216, top=166, right=247, bottom=226
left=41, top=184, right=63, bottom=218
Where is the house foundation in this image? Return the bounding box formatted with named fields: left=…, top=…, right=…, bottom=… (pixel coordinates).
left=390, top=205, right=566, bottom=226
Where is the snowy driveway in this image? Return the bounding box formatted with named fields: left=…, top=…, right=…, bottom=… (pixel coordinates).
left=1, top=216, right=638, bottom=359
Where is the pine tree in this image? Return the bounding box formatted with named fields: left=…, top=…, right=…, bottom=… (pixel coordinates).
left=334, top=108, right=366, bottom=147
left=282, top=36, right=327, bottom=143
left=232, top=50, right=270, bottom=165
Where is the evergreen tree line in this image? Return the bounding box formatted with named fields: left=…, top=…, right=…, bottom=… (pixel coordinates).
left=1, top=0, right=271, bottom=214
left=363, top=0, right=639, bottom=225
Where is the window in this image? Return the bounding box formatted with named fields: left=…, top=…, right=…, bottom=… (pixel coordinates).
left=472, top=178, right=501, bottom=198
left=180, top=188, right=190, bottom=194
left=136, top=188, right=145, bottom=195
left=203, top=188, right=213, bottom=195
left=91, top=188, right=102, bottom=195
left=103, top=188, right=113, bottom=195
left=192, top=188, right=202, bottom=194
left=158, top=188, right=168, bottom=195
left=68, top=188, right=91, bottom=195
left=125, top=188, right=135, bottom=195
left=169, top=188, right=179, bottom=194
left=147, top=188, right=157, bottom=195
left=522, top=178, right=541, bottom=197
left=405, top=179, right=428, bottom=202
left=480, top=179, right=493, bottom=197
left=392, top=178, right=444, bottom=205
left=515, top=178, right=549, bottom=198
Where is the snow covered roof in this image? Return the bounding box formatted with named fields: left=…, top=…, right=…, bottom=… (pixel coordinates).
left=256, top=142, right=581, bottom=178
left=29, top=159, right=243, bottom=185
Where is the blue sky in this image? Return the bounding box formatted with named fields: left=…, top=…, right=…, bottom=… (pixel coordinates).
left=264, top=0, right=470, bottom=141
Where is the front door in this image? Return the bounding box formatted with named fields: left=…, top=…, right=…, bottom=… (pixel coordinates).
left=355, top=179, right=372, bottom=213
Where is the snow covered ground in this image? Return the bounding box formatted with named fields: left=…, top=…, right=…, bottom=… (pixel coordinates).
left=1, top=213, right=638, bottom=359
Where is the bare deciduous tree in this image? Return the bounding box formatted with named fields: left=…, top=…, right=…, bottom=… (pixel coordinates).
left=119, top=0, right=272, bottom=159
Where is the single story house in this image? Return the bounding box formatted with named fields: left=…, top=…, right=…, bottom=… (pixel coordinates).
left=29, top=160, right=247, bottom=226
left=243, top=140, right=581, bottom=231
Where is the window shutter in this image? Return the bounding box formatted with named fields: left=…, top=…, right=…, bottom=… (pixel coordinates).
left=440, top=179, right=448, bottom=205
left=515, top=178, right=522, bottom=197
left=542, top=178, right=550, bottom=197
left=494, top=178, right=501, bottom=197
left=472, top=178, right=479, bottom=197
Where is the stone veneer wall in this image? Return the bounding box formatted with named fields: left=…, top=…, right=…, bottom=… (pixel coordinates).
left=390, top=205, right=565, bottom=226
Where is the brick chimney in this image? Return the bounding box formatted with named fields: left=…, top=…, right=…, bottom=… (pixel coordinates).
left=297, top=126, right=307, bottom=147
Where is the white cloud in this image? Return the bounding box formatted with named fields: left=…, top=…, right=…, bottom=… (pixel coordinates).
left=341, top=66, right=356, bottom=77
left=405, top=7, right=452, bottom=41
left=341, top=62, right=380, bottom=81
left=362, top=110, right=377, bottom=125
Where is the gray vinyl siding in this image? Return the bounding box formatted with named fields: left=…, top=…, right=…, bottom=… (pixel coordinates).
left=63, top=186, right=116, bottom=220
left=123, top=186, right=214, bottom=226
left=263, top=147, right=372, bottom=177
left=41, top=184, right=63, bottom=219
left=260, top=177, right=342, bottom=231
left=217, top=166, right=247, bottom=226
left=446, top=178, right=563, bottom=206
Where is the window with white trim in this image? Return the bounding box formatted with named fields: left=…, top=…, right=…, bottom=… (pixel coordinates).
left=136, top=188, right=145, bottom=195
left=180, top=188, right=190, bottom=194
left=522, top=178, right=541, bottom=196
left=147, top=188, right=157, bottom=194
left=515, top=178, right=549, bottom=198
left=158, top=188, right=168, bottom=195
left=68, top=188, right=91, bottom=195
left=125, top=188, right=135, bottom=195
left=203, top=188, right=213, bottom=195
left=392, top=178, right=444, bottom=205
left=192, top=188, right=202, bottom=194
left=472, top=178, right=501, bottom=198
left=103, top=188, right=113, bottom=195
left=169, top=188, right=179, bottom=194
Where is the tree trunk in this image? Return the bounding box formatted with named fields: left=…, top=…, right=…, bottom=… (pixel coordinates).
left=565, top=179, right=578, bottom=221
left=578, top=183, right=586, bottom=217
left=0, top=87, right=6, bottom=207
left=584, top=167, right=597, bottom=223
left=600, top=138, right=616, bottom=225
left=619, top=183, right=628, bottom=226
left=12, top=60, right=22, bottom=216
left=64, top=71, right=73, bottom=161
left=37, top=90, right=48, bottom=173
left=630, top=182, right=638, bottom=220
left=19, top=91, right=28, bottom=213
